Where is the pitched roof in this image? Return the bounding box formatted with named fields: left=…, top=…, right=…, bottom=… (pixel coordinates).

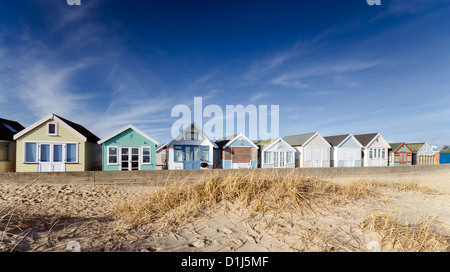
left=97, top=124, right=160, bottom=145
left=216, top=133, right=258, bottom=149
left=0, top=118, right=25, bottom=141
left=13, top=113, right=99, bottom=143
left=254, top=138, right=295, bottom=152
left=283, top=132, right=316, bottom=146
left=441, top=145, right=450, bottom=153
left=354, top=133, right=379, bottom=147
left=389, top=142, right=403, bottom=152
left=253, top=138, right=278, bottom=150
left=389, top=142, right=412, bottom=153
left=216, top=134, right=239, bottom=148
left=405, top=143, right=426, bottom=153
left=54, top=115, right=100, bottom=143
left=162, top=122, right=218, bottom=149
left=323, top=134, right=351, bottom=147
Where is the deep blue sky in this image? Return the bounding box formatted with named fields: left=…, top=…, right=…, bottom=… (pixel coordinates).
left=1, top=0, right=449, bottom=146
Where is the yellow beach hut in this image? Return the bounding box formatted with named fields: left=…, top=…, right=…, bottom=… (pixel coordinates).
left=13, top=114, right=101, bottom=172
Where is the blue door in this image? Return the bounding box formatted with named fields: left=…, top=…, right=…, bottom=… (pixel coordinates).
left=183, top=146, right=201, bottom=169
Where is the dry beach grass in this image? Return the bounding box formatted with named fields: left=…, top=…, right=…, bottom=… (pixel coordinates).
left=1, top=169, right=449, bottom=252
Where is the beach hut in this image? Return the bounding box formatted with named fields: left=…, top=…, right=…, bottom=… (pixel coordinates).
left=97, top=125, right=159, bottom=171
left=440, top=146, right=450, bottom=164
left=406, top=143, right=436, bottom=165
left=157, top=123, right=217, bottom=170
left=283, top=132, right=331, bottom=168
left=354, top=133, right=390, bottom=167
left=0, top=118, right=24, bottom=172
left=13, top=113, right=101, bottom=172
left=388, top=143, right=413, bottom=166
left=324, top=134, right=363, bottom=167
left=253, top=138, right=295, bottom=168
left=215, top=133, right=258, bottom=169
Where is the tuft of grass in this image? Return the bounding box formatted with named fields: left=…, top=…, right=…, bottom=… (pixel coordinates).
left=365, top=180, right=439, bottom=194
left=361, top=212, right=450, bottom=252
left=115, top=170, right=376, bottom=229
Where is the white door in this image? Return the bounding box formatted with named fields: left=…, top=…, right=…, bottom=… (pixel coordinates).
left=343, top=148, right=356, bottom=167
left=374, top=149, right=382, bottom=166
left=370, top=148, right=384, bottom=166
left=120, top=147, right=140, bottom=171
left=311, top=147, right=323, bottom=168
left=38, top=143, right=66, bottom=172
left=52, top=144, right=65, bottom=172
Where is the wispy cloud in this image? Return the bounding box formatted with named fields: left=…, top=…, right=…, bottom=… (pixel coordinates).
left=371, top=0, right=450, bottom=21
left=0, top=0, right=113, bottom=126
left=249, top=92, right=270, bottom=103
left=270, top=60, right=381, bottom=89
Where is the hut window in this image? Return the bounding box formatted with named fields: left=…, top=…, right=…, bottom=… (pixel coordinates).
left=287, top=152, right=294, bottom=163
left=174, top=146, right=183, bottom=162
left=142, top=147, right=151, bottom=164
left=0, top=143, right=10, bottom=161
left=186, top=132, right=198, bottom=141
left=201, top=146, right=209, bottom=161
left=193, top=147, right=199, bottom=161
left=47, top=123, right=58, bottom=136
left=108, top=147, right=118, bottom=164
left=66, top=144, right=78, bottom=163
left=25, top=143, right=37, bottom=163
left=264, top=152, right=272, bottom=164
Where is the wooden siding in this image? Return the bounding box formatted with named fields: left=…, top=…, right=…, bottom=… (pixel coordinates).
left=302, top=134, right=331, bottom=168
left=223, top=147, right=232, bottom=160
left=101, top=128, right=157, bottom=171
left=232, top=147, right=251, bottom=163
left=362, top=135, right=390, bottom=167
left=15, top=120, right=87, bottom=172
left=0, top=140, right=16, bottom=172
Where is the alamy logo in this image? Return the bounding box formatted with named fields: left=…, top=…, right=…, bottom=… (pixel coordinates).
left=367, top=0, right=381, bottom=5
left=67, top=0, right=81, bottom=6
left=171, top=97, right=279, bottom=141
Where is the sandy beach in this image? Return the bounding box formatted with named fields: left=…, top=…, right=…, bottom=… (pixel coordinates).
left=1, top=171, right=449, bottom=252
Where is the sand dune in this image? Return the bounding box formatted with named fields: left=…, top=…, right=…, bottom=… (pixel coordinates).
left=1, top=171, right=449, bottom=252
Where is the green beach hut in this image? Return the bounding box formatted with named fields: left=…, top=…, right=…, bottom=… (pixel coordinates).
left=98, top=125, right=159, bottom=171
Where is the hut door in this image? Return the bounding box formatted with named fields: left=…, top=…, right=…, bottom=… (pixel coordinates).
left=120, top=147, right=140, bottom=171
left=183, top=146, right=201, bottom=169
left=38, top=143, right=66, bottom=172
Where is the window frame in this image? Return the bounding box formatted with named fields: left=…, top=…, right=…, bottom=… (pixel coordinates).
left=107, top=146, right=119, bottom=165
left=47, top=122, right=58, bottom=136
left=174, top=146, right=183, bottom=162
left=264, top=151, right=273, bottom=164
left=201, top=146, right=209, bottom=162
left=65, top=143, right=79, bottom=163
left=141, top=146, right=152, bottom=164
left=287, top=151, right=294, bottom=164
left=24, top=142, right=38, bottom=163
left=24, top=141, right=79, bottom=164
left=0, top=142, right=10, bottom=162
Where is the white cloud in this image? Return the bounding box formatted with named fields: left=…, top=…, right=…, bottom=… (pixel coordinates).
left=269, top=60, right=381, bottom=89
